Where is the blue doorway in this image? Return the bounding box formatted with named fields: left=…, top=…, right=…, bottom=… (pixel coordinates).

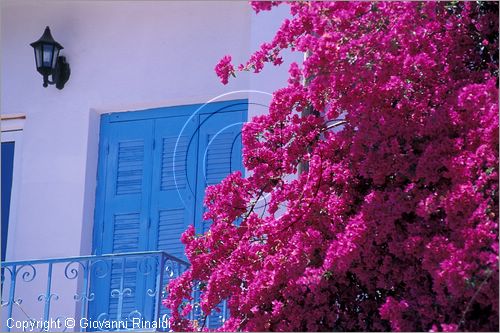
left=89, top=100, right=247, bottom=326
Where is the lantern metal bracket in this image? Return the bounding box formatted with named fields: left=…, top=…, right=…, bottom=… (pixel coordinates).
left=44, top=56, right=70, bottom=89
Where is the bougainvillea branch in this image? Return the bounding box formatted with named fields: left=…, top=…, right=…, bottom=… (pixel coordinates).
left=165, top=1, right=499, bottom=331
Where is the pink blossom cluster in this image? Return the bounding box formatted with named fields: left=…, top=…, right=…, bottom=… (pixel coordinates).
left=165, top=2, right=499, bottom=331
left=214, top=55, right=234, bottom=85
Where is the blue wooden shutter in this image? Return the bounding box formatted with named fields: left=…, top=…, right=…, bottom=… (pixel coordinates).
left=148, top=115, right=199, bottom=320
left=149, top=116, right=198, bottom=259
left=91, top=119, right=154, bottom=323
left=194, top=110, right=245, bottom=328
left=195, top=111, right=244, bottom=233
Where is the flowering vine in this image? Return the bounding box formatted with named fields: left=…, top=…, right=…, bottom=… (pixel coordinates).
left=165, top=2, right=499, bottom=331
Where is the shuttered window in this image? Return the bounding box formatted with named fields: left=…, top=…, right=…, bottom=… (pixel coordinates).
left=1, top=142, right=15, bottom=263
left=90, top=100, right=247, bottom=326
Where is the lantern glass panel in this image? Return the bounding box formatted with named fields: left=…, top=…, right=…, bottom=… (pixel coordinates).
left=51, top=47, right=60, bottom=69
left=42, top=44, right=54, bottom=68
left=34, top=47, right=42, bottom=69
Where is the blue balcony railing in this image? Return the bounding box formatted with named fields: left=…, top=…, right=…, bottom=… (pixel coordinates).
left=0, top=251, right=191, bottom=332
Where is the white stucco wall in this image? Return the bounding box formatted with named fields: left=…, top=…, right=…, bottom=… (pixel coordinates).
left=1, top=0, right=252, bottom=261
left=1, top=0, right=299, bottom=259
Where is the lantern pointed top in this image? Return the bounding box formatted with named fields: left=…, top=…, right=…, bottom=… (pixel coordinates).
left=30, top=26, right=63, bottom=50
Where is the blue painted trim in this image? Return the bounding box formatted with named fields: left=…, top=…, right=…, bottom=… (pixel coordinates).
left=103, top=99, right=248, bottom=122
left=92, top=116, right=110, bottom=255
left=1, top=250, right=189, bottom=267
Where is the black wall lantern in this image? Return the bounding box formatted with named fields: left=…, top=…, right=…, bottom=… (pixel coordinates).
left=30, top=26, right=70, bottom=89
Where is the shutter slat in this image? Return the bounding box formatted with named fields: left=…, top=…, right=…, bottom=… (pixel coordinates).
left=115, top=140, right=144, bottom=195
left=108, top=213, right=141, bottom=320
left=156, top=208, right=186, bottom=259
left=205, top=133, right=234, bottom=185
left=161, top=136, right=189, bottom=191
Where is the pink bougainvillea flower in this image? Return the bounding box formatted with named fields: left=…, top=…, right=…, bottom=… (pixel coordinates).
left=167, top=2, right=499, bottom=331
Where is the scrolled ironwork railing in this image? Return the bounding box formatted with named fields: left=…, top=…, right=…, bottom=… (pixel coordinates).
left=0, top=251, right=191, bottom=332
